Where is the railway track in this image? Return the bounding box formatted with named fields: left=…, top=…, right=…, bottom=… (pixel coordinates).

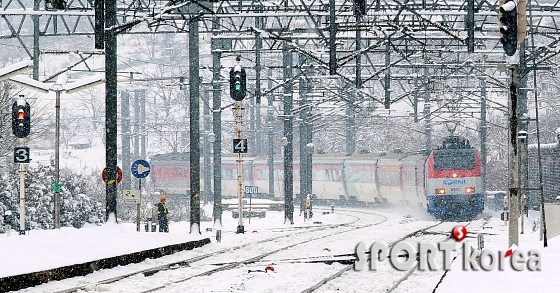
left=124, top=210, right=438, bottom=293
left=26, top=208, right=491, bottom=293
left=306, top=215, right=493, bottom=293
left=38, top=209, right=384, bottom=293
left=299, top=220, right=448, bottom=293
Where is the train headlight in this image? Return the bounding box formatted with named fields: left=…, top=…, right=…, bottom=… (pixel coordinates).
left=452, top=173, right=459, bottom=178
left=436, top=188, right=446, bottom=195
left=465, top=187, right=476, bottom=194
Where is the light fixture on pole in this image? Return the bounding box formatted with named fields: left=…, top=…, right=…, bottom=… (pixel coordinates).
left=207, top=132, right=216, bottom=144
left=52, top=73, right=68, bottom=229
left=280, top=136, right=289, bottom=147
left=6, top=73, right=105, bottom=229
left=8, top=75, right=50, bottom=93
left=0, top=60, right=34, bottom=81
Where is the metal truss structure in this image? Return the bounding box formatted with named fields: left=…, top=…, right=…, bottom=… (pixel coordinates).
left=1, top=0, right=560, bottom=146
left=4, top=0, right=560, bottom=228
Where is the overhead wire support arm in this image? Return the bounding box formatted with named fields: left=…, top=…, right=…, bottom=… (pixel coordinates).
left=43, top=54, right=96, bottom=82
left=391, top=0, right=464, bottom=42
left=337, top=39, right=387, bottom=67
left=261, top=72, right=304, bottom=98
left=362, top=56, right=410, bottom=84
left=106, top=18, right=145, bottom=35
left=284, top=43, right=329, bottom=69
left=106, top=0, right=215, bottom=34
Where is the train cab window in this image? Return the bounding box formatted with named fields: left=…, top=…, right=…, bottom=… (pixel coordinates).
left=433, top=149, right=475, bottom=171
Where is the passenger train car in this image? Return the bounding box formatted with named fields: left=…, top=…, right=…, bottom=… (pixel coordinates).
left=150, top=135, right=484, bottom=219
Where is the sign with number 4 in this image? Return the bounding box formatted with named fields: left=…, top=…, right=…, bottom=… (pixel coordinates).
left=14, top=147, right=30, bottom=163
left=233, top=139, right=248, bottom=153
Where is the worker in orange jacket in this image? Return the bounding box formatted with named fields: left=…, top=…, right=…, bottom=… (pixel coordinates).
left=157, top=194, right=169, bottom=232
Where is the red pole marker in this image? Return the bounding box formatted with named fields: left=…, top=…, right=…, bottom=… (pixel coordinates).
left=452, top=225, right=468, bottom=242
left=323, top=248, right=331, bottom=252
left=265, top=266, right=275, bottom=272
left=504, top=244, right=517, bottom=258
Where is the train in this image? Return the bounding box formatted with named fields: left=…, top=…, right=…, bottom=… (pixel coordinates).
left=149, top=135, right=484, bottom=220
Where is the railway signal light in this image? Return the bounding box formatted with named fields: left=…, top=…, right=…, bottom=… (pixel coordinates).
left=499, top=0, right=518, bottom=56
left=229, top=65, right=246, bottom=101
left=12, top=100, right=30, bottom=138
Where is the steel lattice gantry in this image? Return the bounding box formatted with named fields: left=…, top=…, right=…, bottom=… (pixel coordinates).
left=3, top=0, right=560, bottom=226
left=2, top=0, right=560, bottom=110
left=3, top=0, right=560, bottom=176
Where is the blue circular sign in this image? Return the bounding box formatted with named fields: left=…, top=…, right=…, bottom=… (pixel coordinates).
left=131, top=160, right=150, bottom=179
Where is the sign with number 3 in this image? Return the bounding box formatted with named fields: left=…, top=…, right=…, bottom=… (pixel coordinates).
left=14, top=147, right=30, bottom=163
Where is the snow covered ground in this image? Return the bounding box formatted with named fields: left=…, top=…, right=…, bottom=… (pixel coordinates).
left=1, top=206, right=558, bottom=293
left=3, top=143, right=558, bottom=293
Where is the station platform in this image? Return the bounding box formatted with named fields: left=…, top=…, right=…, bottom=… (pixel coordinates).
left=0, top=220, right=210, bottom=292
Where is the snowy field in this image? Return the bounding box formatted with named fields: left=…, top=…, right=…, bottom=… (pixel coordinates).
left=1, top=206, right=558, bottom=293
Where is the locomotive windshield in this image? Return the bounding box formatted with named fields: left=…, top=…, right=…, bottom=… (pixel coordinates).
left=433, top=149, right=475, bottom=171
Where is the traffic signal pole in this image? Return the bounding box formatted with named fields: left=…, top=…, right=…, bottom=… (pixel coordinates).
left=508, top=65, right=520, bottom=247
left=235, top=100, right=244, bottom=233
left=54, top=90, right=61, bottom=229
left=12, top=98, right=31, bottom=234
left=230, top=57, right=247, bottom=233
left=18, top=159, right=26, bottom=234
left=500, top=0, right=520, bottom=247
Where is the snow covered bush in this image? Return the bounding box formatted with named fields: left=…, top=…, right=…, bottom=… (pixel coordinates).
left=0, top=164, right=104, bottom=231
